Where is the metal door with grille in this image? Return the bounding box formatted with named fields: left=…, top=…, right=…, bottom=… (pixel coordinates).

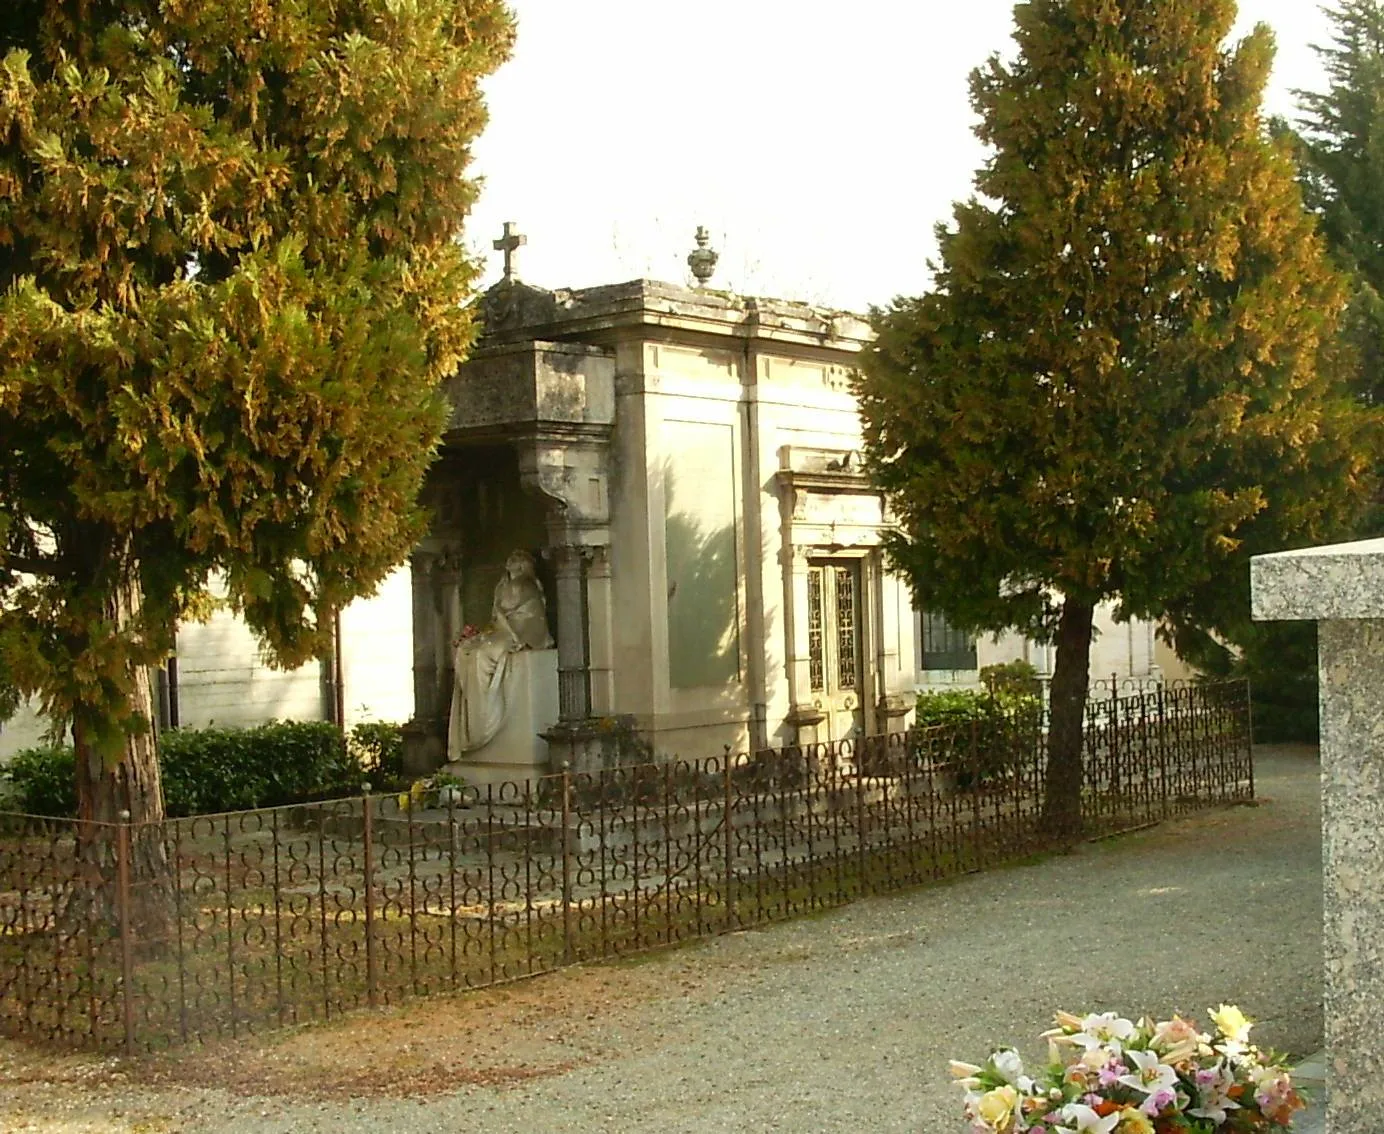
left=806, top=559, right=865, bottom=741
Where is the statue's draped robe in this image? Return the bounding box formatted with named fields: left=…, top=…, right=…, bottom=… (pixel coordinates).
left=448, top=576, right=551, bottom=757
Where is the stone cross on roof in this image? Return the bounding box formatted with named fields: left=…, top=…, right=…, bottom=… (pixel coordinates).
left=493, top=221, right=527, bottom=283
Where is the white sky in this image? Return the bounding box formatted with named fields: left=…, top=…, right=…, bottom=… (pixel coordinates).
left=465, top=1, right=1337, bottom=313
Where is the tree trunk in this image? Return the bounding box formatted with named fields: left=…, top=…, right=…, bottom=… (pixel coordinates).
left=1041, top=595, right=1095, bottom=839
left=72, top=567, right=172, bottom=943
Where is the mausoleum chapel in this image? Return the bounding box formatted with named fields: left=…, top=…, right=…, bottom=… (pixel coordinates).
left=0, top=227, right=1162, bottom=769
left=401, top=226, right=1160, bottom=786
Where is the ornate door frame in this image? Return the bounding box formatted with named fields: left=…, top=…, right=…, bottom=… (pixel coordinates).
left=776, top=445, right=896, bottom=747
left=804, top=556, right=868, bottom=742
left=783, top=541, right=884, bottom=746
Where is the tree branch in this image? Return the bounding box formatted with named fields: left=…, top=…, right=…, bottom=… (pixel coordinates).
left=2, top=553, right=69, bottom=578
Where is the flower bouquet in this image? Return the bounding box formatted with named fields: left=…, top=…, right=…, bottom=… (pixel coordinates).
left=951, top=1006, right=1306, bottom=1133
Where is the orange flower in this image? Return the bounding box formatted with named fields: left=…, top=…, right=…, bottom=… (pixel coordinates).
left=1094, top=1100, right=1121, bottom=1117
left=1262, top=1090, right=1306, bottom=1125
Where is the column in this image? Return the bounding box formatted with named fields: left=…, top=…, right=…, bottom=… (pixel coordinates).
left=1252, top=538, right=1384, bottom=1134
left=783, top=544, right=825, bottom=739
left=549, top=544, right=592, bottom=721
left=408, top=549, right=461, bottom=727
left=586, top=546, right=615, bottom=715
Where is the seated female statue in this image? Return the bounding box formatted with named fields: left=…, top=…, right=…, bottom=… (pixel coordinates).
left=448, top=550, right=552, bottom=758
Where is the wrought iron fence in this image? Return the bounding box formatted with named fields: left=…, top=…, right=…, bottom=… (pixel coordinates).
left=0, top=681, right=1252, bottom=1053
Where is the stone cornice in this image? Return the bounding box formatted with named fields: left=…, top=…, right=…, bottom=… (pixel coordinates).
left=477, top=277, right=872, bottom=355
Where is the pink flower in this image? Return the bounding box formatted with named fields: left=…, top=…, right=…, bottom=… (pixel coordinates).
left=1098, top=1061, right=1128, bottom=1087
left=1140, top=1087, right=1176, bottom=1116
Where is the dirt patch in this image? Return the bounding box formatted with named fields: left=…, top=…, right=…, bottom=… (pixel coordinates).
left=1, top=946, right=730, bottom=1103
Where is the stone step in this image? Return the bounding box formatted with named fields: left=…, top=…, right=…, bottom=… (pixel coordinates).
left=1293, top=1051, right=1325, bottom=1134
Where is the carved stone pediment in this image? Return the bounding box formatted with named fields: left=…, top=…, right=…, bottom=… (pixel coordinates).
left=479, top=280, right=567, bottom=336
left=776, top=445, right=870, bottom=488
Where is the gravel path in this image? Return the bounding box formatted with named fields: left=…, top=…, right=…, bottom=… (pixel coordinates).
left=0, top=745, right=1322, bottom=1133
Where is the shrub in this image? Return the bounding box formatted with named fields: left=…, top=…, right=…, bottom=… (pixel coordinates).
left=1, top=721, right=381, bottom=819
left=979, top=658, right=1042, bottom=697
left=2, top=745, right=77, bottom=817
left=348, top=721, right=406, bottom=789
left=160, top=721, right=364, bottom=817
left=913, top=687, right=1042, bottom=789
left=913, top=688, right=996, bottom=729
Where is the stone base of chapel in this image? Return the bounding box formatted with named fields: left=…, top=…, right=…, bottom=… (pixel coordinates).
left=441, top=647, right=559, bottom=790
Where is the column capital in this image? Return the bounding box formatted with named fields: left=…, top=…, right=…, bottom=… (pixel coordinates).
left=545, top=543, right=597, bottom=568
left=516, top=435, right=612, bottom=549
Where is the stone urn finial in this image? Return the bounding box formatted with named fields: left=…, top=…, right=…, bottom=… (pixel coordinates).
left=687, top=226, right=718, bottom=286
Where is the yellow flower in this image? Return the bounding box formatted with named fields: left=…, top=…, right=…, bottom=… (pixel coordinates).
left=1210, top=1004, right=1252, bottom=1044
left=976, top=1086, right=1020, bottom=1130
left=1116, top=1109, right=1154, bottom=1134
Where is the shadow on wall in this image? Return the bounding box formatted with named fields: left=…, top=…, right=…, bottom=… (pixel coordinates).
left=661, top=452, right=741, bottom=692
left=652, top=449, right=786, bottom=756
left=665, top=508, right=740, bottom=689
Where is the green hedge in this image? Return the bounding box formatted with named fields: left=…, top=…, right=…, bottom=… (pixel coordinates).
left=160, top=721, right=367, bottom=817
left=2, top=720, right=404, bottom=818
left=979, top=659, right=1042, bottom=698
left=913, top=687, right=1042, bottom=788
left=1, top=744, right=77, bottom=818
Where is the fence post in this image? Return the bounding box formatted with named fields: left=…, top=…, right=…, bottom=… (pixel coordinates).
left=485, top=784, right=496, bottom=984
left=222, top=814, right=238, bottom=1037
left=362, top=788, right=377, bottom=1009
left=968, top=717, right=982, bottom=864
left=1107, top=686, right=1118, bottom=803
left=561, top=761, right=573, bottom=965
left=1243, top=679, right=1256, bottom=802
left=723, top=752, right=735, bottom=931
left=1138, top=692, right=1150, bottom=825
left=115, top=811, right=135, bottom=1057
left=855, top=755, right=867, bottom=894
left=1157, top=685, right=1170, bottom=819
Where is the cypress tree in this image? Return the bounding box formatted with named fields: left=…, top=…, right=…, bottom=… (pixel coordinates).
left=857, top=0, right=1374, bottom=832
left=0, top=0, right=513, bottom=909
left=1297, top=0, right=1384, bottom=411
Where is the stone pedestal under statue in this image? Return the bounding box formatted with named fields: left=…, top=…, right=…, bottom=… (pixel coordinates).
left=442, top=647, right=559, bottom=789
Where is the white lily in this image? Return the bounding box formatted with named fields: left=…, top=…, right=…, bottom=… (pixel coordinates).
left=1081, top=1013, right=1137, bottom=1044
left=1189, top=1059, right=1241, bottom=1124
left=1052, top=1103, right=1121, bottom=1134
left=1117, top=1049, right=1179, bottom=1097
left=990, top=1048, right=1025, bottom=1086
left=1054, top=1013, right=1137, bottom=1054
